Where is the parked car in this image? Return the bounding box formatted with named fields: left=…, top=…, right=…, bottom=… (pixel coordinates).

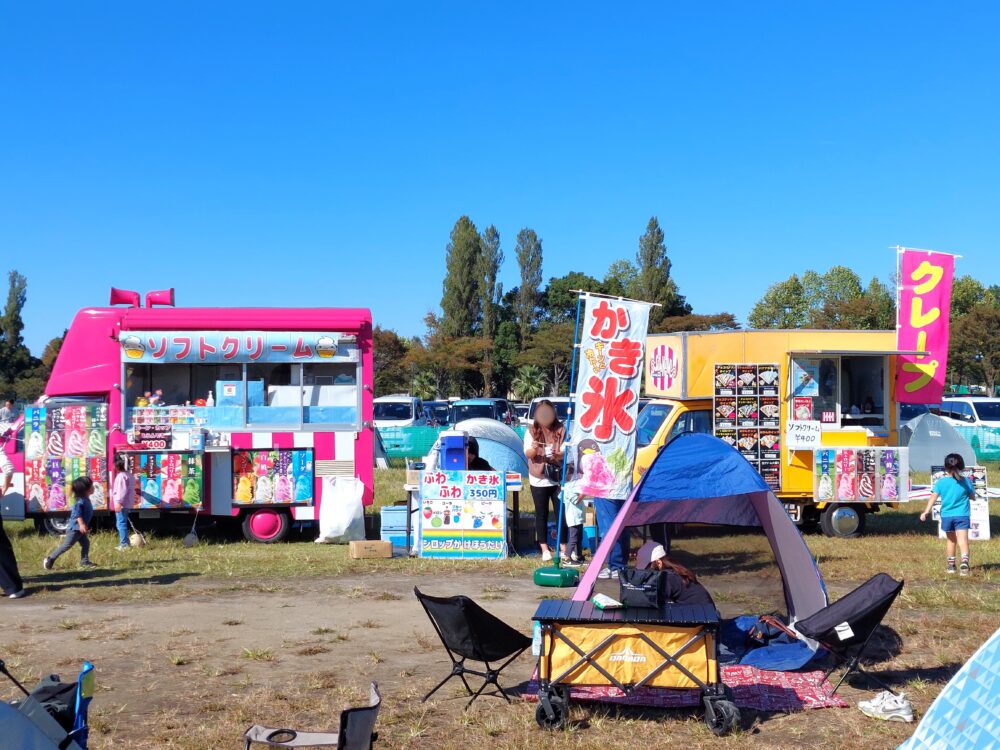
left=373, top=395, right=427, bottom=429
left=524, top=397, right=571, bottom=426
left=450, top=398, right=506, bottom=423
left=423, top=400, right=451, bottom=427
left=938, top=397, right=1000, bottom=427
left=512, top=403, right=529, bottom=423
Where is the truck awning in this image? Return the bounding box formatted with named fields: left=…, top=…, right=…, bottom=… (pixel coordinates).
left=789, top=349, right=924, bottom=357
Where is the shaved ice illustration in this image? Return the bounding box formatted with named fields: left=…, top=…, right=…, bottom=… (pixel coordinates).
left=46, top=432, right=64, bottom=458
left=48, top=483, right=67, bottom=510
left=235, top=475, right=253, bottom=502
left=274, top=474, right=292, bottom=503
left=817, top=473, right=833, bottom=501
left=143, top=478, right=161, bottom=505
left=881, top=473, right=897, bottom=500
left=161, top=478, right=181, bottom=506
left=26, top=431, right=44, bottom=460
left=294, top=474, right=311, bottom=502
left=66, top=430, right=86, bottom=457
left=255, top=475, right=273, bottom=503
left=87, top=430, right=105, bottom=456
left=577, top=449, right=616, bottom=497
left=183, top=478, right=200, bottom=506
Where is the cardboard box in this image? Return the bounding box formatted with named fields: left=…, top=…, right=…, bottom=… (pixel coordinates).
left=349, top=540, right=393, bottom=559
left=406, top=469, right=421, bottom=486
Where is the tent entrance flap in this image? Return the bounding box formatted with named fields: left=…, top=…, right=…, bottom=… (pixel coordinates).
left=574, top=433, right=828, bottom=623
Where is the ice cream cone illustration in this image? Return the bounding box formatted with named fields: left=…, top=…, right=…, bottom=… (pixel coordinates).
left=235, top=475, right=253, bottom=503
left=316, top=336, right=336, bottom=358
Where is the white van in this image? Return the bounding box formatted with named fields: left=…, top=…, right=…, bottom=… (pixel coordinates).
left=522, top=397, right=571, bottom=426
left=373, top=395, right=426, bottom=429
left=939, top=397, right=1000, bottom=428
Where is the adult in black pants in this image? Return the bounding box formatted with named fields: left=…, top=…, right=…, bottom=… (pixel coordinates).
left=0, top=448, right=26, bottom=598
left=523, top=400, right=566, bottom=561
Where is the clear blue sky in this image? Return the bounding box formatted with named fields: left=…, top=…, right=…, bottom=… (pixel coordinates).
left=2, top=2, right=998, bottom=354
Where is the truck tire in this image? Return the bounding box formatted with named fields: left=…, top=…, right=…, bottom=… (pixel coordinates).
left=241, top=508, right=291, bottom=543
left=36, top=516, right=71, bottom=536
left=820, top=504, right=866, bottom=538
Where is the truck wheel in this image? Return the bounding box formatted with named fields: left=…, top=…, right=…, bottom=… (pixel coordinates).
left=241, top=508, right=291, bottom=543
left=37, top=516, right=71, bottom=536
left=820, top=504, right=866, bottom=538
left=797, top=507, right=820, bottom=534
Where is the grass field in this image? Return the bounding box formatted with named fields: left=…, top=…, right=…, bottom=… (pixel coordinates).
left=1, top=469, right=997, bottom=749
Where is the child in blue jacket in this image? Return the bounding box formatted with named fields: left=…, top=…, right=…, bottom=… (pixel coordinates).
left=44, top=476, right=98, bottom=570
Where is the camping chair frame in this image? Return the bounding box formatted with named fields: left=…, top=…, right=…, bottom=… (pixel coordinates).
left=414, top=587, right=530, bottom=709
left=821, top=627, right=898, bottom=696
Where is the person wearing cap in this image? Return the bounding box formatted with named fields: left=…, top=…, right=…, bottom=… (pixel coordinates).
left=465, top=437, right=494, bottom=471
left=635, top=541, right=715, bottom=608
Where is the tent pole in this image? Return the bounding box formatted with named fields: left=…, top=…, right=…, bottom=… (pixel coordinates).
left=552, top=293, right=584, bottom=566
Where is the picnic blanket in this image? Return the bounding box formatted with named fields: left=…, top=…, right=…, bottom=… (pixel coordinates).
left=523, top=665, right=848, bottom=712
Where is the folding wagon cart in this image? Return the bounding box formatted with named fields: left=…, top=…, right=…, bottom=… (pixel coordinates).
left=533, top=599, right=740, bottom=736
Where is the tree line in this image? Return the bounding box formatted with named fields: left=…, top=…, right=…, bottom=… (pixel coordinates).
left=0, top=271, right=63, bottom=403
left=375, top=216, right=738, bottom=401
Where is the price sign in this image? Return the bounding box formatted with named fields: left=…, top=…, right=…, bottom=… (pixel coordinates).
left=786, top=420, right=822, bottom=450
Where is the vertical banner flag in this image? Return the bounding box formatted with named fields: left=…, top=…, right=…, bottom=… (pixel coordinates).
left=896, top=249, right=955, bottom=404
left=567, top=296, right=652, bottom=500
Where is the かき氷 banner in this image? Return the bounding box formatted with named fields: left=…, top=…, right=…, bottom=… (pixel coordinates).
left=896, top=248, right=955, bottom=404
left=567, top=295, right=652, bottom=501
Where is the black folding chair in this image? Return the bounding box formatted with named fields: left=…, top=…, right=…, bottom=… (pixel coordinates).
left=414, top=586, right=531, bottom=709
left=795, top=573, right=904, bottom=695
left=243, top=682, right=380, bottom=749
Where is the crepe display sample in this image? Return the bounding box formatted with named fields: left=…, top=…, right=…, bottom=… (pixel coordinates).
left=712, top=363, right=781, bottom=491
left=815, top=449, right=836, bottom=501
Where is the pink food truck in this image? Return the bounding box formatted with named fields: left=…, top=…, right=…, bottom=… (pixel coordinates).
left=0, top=288, right=373, bottom=542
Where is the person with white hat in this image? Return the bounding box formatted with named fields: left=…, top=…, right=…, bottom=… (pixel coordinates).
left=635, top=541, right=716, bottom=608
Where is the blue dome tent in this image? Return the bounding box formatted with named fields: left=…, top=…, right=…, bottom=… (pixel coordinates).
left=574, top=433, right=828, bottom=624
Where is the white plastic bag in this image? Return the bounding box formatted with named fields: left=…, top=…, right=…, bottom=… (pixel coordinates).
left=315, top=476, right=366, bottom=544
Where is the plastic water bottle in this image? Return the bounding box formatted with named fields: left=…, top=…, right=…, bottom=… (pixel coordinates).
left=206, top=390, right=215, bottom=407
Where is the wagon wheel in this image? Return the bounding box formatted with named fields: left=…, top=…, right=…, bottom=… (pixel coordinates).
left=705, top=699, right=741, bottom=736
left=535, top=690, right=567, bottom=730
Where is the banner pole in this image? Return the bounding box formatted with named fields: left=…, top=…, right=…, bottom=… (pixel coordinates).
left=552, top=292, right=585, bottom=567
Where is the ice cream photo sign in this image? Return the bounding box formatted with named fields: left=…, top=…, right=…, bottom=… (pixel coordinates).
left=125, top=451, right=204, bottom=509
left=814, top=447, right=909, bottom=503
left=232, top=449, right=314, bottom=505
left=418, top=470, right=507, bottom=559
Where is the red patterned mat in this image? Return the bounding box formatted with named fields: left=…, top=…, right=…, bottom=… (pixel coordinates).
left=522, top=665, right=848, bottom=712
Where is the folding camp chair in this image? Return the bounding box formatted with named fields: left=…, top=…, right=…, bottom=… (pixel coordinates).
left=414, top=586, right=532, bottom=709
left=795, top=573, right=904, bottom=695
left=0, top=657, right=95, bottom=750
left=243, top=682, right=381, bottom=749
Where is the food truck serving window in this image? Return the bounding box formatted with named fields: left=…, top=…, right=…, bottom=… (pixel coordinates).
left=122, top=330, right=360, bottom=431
left=789, top=355, right=887, bottom=430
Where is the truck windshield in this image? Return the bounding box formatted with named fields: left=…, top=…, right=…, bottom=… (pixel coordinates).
left=636, top=404, right=673, bottom=447
left=452, top=404, right=495, bottom=422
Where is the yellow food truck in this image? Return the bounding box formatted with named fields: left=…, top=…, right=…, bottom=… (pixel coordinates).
left=638, top=330, right=912, bottom=538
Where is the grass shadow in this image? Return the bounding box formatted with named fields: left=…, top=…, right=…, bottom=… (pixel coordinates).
left=27, top=572, right=199, bottom=593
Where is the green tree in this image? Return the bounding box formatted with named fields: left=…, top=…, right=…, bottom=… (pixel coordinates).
left=491, top=320, right=520, bottom=398
left=515, top=228, right=543, bottom=344
left=0, top=270, right=33, bottom=384
left=476, top=225, right=504, bottom=395
left=510, top=365, right=548, bottom=402
left=950, top=275, right=989, bottom=319
left=656, top=312, right=740, bottom=333
left=410, top=371, right=438, bottom=401
left=440, top=216, right=483, bottom=338
left=747, top=275, right=809, bottom=328
left=542, top=271, right=602, bottom=324
left=633, top=217, right=691, bottom=327
left=951, top=303, right=1000, bottom=392
left=603, top=259, right=638, bottom=298
left=518, top=322, right=574, bottom=396
left=372, top=326, right=410, bottom=395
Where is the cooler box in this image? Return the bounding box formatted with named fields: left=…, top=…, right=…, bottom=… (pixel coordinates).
left=583, top=525, right=597, bottom=553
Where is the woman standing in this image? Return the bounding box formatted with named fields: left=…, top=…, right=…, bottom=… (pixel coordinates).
left=0, top=441, right=26, bottom=598
left=524, top=400, right=566, bottom=561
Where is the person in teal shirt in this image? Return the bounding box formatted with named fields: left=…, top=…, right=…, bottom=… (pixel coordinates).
left=919, top=453, right=975, bottom=576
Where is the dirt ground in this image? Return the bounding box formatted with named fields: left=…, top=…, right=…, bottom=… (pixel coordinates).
left=3, top=560, right=995, bottom=750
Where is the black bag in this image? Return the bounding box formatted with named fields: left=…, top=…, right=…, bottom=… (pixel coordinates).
left=618, top=568, right=665, bottom=609
left=27, top=674, right=78, bottom=731
left=542, top=462, right=562, bottom=483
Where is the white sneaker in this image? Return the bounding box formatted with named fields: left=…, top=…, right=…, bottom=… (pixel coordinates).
left=858, top=691, right=913, bottom=723
left=541, top=550, right=552, bottom=562
left=597, top=567, right=612, bottom=579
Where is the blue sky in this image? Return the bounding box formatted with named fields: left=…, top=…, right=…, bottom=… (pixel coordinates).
left=2, top=2, right=998, bottom=354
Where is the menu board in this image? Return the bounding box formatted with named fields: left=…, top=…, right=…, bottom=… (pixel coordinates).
left=232, top=449, right=314, bottom=505
left=814, top=447, right=909, bottom=503
left=931, top=465, right=991, bottom=541
left=123, top=451, right=204, bottom=509
left=713, top=364, right=781, bottom=491
left=419, top=470, right=507, bottom=559
left=23, top=404, right=109, bottom=511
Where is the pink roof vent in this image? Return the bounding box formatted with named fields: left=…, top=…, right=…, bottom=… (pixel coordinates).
left=108, top=288, right=176, bottom=308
